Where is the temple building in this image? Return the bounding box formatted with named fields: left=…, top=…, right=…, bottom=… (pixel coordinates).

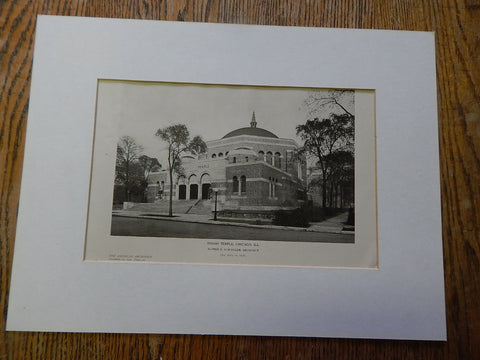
left=146, top=113, right=307, bottom=217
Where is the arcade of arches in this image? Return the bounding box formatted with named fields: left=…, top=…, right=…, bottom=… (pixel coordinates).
left=177, top=173, right=211, bottom=200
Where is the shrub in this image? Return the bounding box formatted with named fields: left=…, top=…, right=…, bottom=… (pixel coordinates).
left=273, top=205, right=311, bottom=227
left=346, top=207, right=355, bottom=225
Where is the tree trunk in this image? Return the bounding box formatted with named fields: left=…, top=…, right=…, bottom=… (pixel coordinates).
left=337, top=186, right=340, bottom=207
left=332, top=184, right=336, bottom=208
left=329, top=183, right=333, bottom=208
left=125, top=162, right=130, bottom=201
left=322, top=178, right=327, bottom=208
left=168, top=169, right=173, bottom=217
left=340, top=186, right=344, bottom=208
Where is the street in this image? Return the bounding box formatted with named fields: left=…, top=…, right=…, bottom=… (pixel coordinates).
left=111, top=216, right=354, bottom=243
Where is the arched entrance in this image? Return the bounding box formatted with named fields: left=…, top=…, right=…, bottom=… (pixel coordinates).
left=179, top=186, right=187, bottom=199
left=201, top=184, right=211, bottom=199
left=178, top=177, right=186, bottom=200
left=190, top=184, right=198, bottom=199
left=189, top=174, right=198, bottom=200
left=200, top=173, right=211, bottom=199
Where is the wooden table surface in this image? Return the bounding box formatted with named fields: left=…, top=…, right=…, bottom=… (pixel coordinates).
left=1, top=0, right=479, bottom=359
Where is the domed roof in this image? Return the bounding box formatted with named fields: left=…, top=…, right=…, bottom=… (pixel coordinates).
left=222, top=111, right=278, bottom=139
left=222, top=127, right=278, bottom=139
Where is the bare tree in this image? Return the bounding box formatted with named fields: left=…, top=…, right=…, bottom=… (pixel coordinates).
left=297, top=113, right=354, bottom=208
left=188, top=135, right=208, bottom=155
left=116, top=136, right=144, bottom=201
left=304, top=90, right=354, bottom=118
left=156, top=124, right=207, bottom=216
left=299, top=90, right=355, bottom=209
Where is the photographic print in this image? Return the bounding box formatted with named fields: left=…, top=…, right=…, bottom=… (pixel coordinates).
left=85, top=80, right=376, bottom=267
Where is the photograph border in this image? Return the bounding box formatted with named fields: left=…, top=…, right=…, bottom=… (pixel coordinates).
left=84, top=79, right=376, bottom=268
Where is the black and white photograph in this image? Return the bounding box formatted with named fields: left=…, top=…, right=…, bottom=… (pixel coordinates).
left=109, top=81, right=355, bottom=243
left=85, top=80, right=376, bottom=267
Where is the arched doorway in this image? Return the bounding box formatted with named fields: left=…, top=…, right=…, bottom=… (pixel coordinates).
left=178, top=176, right=186, bottom=200
left=200, top=173, right=211, bottom=200
left=179, top=185, right=187, bottom=199
left=190, top=184, right=198, bottom=199
left=189, top=174, right=198, bottom=200
left=201, top=184, right=211, bottom=199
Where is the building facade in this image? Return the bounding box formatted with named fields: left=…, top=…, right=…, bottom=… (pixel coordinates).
left=147, top=113, right=307, bottom=216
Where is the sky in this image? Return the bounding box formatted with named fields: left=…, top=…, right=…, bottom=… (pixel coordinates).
left=99, top=80, right=354, bottom=161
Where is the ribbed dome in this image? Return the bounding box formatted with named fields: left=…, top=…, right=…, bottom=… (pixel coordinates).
left=222, top=127, right=278, bottom=139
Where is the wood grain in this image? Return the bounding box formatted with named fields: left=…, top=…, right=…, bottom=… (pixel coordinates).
left=1, top=0, right=479, bottom=358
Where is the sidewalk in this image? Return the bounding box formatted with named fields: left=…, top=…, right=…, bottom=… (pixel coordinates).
left=308, top=211, right=352, bottom=234
left=113, top=208, right=353, bottom=234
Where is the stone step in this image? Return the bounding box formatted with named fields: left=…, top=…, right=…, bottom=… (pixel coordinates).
left=128, top=199, right=215, bottom=215
left=186, top=200, right=213, bottom=215
left=131, top=200, right=199, bottom=214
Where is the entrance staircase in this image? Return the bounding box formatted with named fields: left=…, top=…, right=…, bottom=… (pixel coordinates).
left=128, top=199, right=212, bottom=215
left=186, top=200, right=212, bottom=215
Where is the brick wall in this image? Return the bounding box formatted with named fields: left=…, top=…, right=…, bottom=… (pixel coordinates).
left=225, top=162, right=304, bottom=209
